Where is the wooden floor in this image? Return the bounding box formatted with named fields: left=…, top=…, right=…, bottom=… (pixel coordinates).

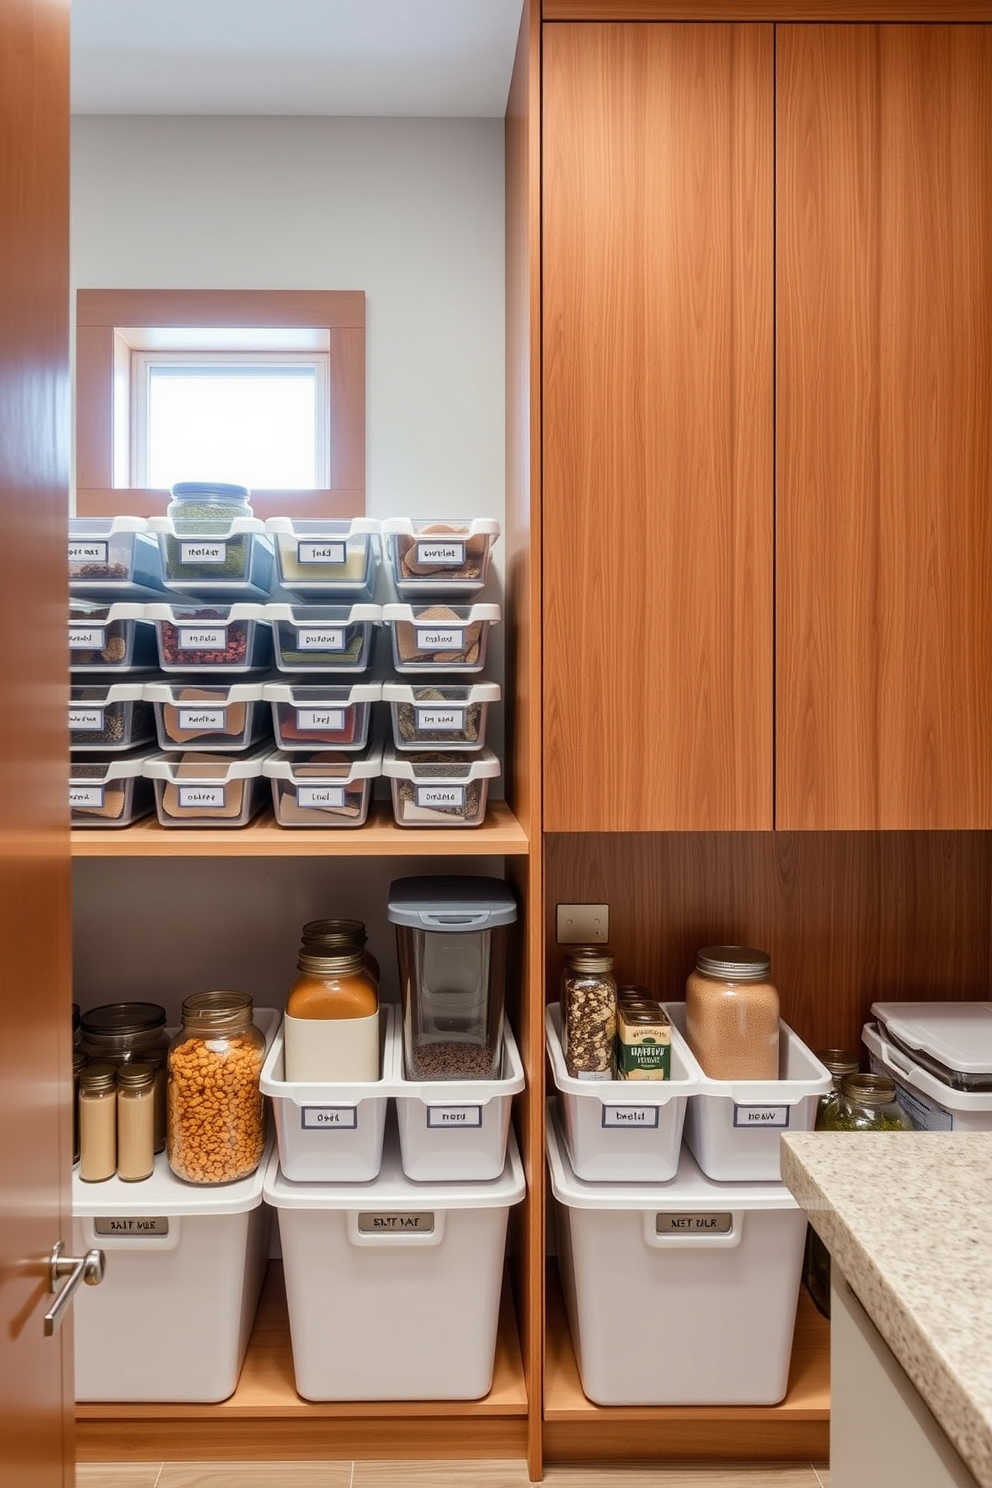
left=76, top=1462, right=832, bottom=1486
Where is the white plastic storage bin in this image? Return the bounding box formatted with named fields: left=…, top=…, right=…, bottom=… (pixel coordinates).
left=144, top=680, right=272, bottom=753
left=72, top=1142, right=272, bottom=1402
left=145, top=603, right=272, bottom=674
left=265, top=517, right=380, bottom=602
left=263, top=744, right=382, bottom=828
left=262, top=680, right=380, bottom=752
left=143, top=748, right=271, bottom=828
left=70, top=753, right=156, bottom=828
left=264, top=603, right=380, bottom=673
left=147, top=515, right=274, bottom=600
left=864, top=1009, right=992, bottom=1132
left=545, top=1002, right=701, bottom=1183
left=381, top=517, right=500, bottom=599
left=546, top=1107, right=806, bottom=1406
left=69, top=601, right=158, bottom=671
left=382, top=744, right=500, bottom=828
left=667, top=1002, right=832, bottom=1181
left=69, top=681, right=157, bottom=752
left=263, top=1124, right=525, bottom=1401
left=383, top=603, right=500, bottom=674
left=260, top=1004, right=398, bottom=1182
left=383, top=681, right=500, bottom=752
left=68, top=516, right=165, bottom=598
left=394, top=1019, right=525, bottom=1182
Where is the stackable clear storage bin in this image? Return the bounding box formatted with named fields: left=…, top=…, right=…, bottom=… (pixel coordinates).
left=383, top=681, right=499, bottom=752
left=146, top=515, right=274, bottom=600
left=382, top=744, right=500, bottom=828
left=68, top=516, right=165, bottom=599
left=145, top=604, right=272, bottom=674
left=265, top=517, right=380, bottom=602
left=143, top=748, right=271, bottom=828
left=262, top=681, right=381, bottom=752
left=863, top=1002, right=992, bottom=1132
left=546, top=1107, right=806, bottom=1407
left=545, top=1002, right=702, bottom=1183
left=381, top=517, right=500, bottom=599
left=144, top=681, right=272, bottom=753
left=70, top=753, right=156, bottom=828
left=264, top=603, right=380, bottom=673
left=263, top=744, right=382, bottom=828
left=69, top=681, right=157, bottom=752
left=666, top=1003, right=832, bottom=1181
left=263, top=1125, right=525, bottom=1401
left=69, top=601, right=158, bottom=672
left=382, top=603, right=499, bottom=674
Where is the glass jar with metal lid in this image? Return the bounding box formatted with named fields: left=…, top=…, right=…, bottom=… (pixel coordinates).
left=815, top=1048, right=861, bottom=1127
left=117, top=1062, right=156, bottom=1182
left=685, top=945, right=780, bottom=1081
left=284, top=927, right=379, bottom=1084
left=562, top=946, right=617, bottom=1081
left=819, top=1073, right=913, bottom=1132
left=803, top=1049, right=863, bottom=1317
left=78, top=1062, right=118, bottom=1182
left=300, top=917, right=380, bottom=985
left=167, top=991, right=266, bottom=1184
left=79, top=1002, right=169, bottom=1067
left=167, top=481, right=253, bottom=533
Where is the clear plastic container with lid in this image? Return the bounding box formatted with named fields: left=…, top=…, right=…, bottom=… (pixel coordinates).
left=167, top=991, right=266, bottom=1184
left=685, top=946, right=780, bottom=1081
left=79, top=1003, right=170, bottom=1067
left=283, top=919, right=380, bottom=1084
left=166, top=482, right=254, bottom=531
left=562, top=947, right=617, bottom=1081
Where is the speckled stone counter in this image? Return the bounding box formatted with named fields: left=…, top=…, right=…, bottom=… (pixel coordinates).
left=782, top=1132, right=992, bottom=1488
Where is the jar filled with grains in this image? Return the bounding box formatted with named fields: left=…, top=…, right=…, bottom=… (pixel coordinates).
left=167, top=991, right=266, bottom=1185
left=684, top=946, right=780, bottom=1081
left=562, top=947, right=617, bottom=1081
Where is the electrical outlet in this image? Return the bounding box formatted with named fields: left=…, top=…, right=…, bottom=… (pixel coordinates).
left=556, top=903, right=609, bottom=945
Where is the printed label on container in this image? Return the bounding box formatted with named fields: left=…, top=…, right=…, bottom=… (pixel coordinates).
left=177, top=627, right=226, bottom=651
left=656, top=1212, right=733, bottom=1235
left=94, top=1217, right=169, bottom=1237
left=178, top=707, right=227, bottom=730
left=883, top=1072, right=954, bottom=1132
left=414, top=540, right=465, bottom=567
left=296, top=708, right=346, bottom=732
left=297, top=540, right=346, bottom=566
left=301, top=1106, right=358, bottom=1130
left=69, top=540, right=109, bottom=564
left=69, top=626, right=106, bottom=650
left=70, top=785, right=105, bottom=808
left=415, top=627, right=462, bottom=651
left=295, top=626, right=345, bottom=652
left=357, top=1212, right=435, bottom=1234
left=415, top=785, right=465, bottom=810
left=297, top=785, right=347, bottom=810
left=69, top=707, right=105, bottom=732
left=415, top=706, right=465, bottom=732
left=600, top=1105, right=660, bottom=1129
left=177, top=784, right=226, bottom=809
left=179, top=541, right=226, bottom=565
left=425, top=1106, right=483, bottom=1129
left=732, top=1104, right=791, bottom=1129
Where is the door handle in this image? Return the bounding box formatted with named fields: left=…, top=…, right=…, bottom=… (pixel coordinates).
left=44, top=1240, right=105, bottom=1337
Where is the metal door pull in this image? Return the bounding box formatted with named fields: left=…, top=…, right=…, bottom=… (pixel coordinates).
left=44, top=1240, right=105, bottom=1337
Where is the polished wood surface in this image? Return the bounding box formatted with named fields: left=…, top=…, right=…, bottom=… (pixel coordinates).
left=545, top=1, right=992, bottom=16
left=0, top=0, right=73, bottom=1482
left=75, top=488, right=365, bottom=521
left=542, top=23, right=774, bottom=831
left=777, top=25, right=992, bottom=829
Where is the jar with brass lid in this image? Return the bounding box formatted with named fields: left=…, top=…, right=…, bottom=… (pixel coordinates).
left=819, top=1073, right=913, bottom=1132
left=167, top=991, right=266, bottom=1185
left=562, top=946, right=617, bottom=1081
left=117, top=1062, right=155, bottom=1182
left=284, top=921, right=379, bottom=1084
left=300, top=916, right=380, bottom=985
left=685, top=946, right=780, bottom=1081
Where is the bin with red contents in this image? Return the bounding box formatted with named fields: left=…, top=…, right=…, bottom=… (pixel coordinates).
left=262, top=681, right=380, bottom=751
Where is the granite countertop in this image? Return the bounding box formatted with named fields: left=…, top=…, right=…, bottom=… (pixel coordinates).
left=782, top=1131, right=992, bottom=1488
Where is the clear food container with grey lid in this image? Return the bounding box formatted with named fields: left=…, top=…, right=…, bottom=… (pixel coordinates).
left=388, top=876, right=517, bottom=1081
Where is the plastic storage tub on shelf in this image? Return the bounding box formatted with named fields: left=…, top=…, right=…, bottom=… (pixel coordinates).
left=143, top=748, right=271, bottom=828
left=68, top=516, right=165, bottom=599
left=546, top=1106, right=806, bottom=1407
left=70, top=753, right=156, bottom=828
left=382, top=603, right=500, bottom=674
left=260, top=1004, right=398, bottom=1182
left=381, top=517, right=500, bottom=599
left=545, top=1002, right=701, bottom=1183
left=263, top=1124, right=525, bottom=1401
left=262, top=680, right=381, bottom=752
left=145, top=603, right=272, bottom=674
left=144, top=680, right=272, bottom=753
left=147, top=515, right=274, bottom=600
left=69, top=681, right=157, bottom=752
left=666, top=1003, right=831, bottom=1181
left=864, top=1002, right=992, bottom=1132
left=69, top=601, right=158, bottom=671
left=263, top=744, right=382, bottom=828
left=264, top=603, right=380, bottom=673
left=382, top=744, right=499, bottom=828
left=383, top=681, right=500, bottom=752
left=265, top=517, right=380, bottom=602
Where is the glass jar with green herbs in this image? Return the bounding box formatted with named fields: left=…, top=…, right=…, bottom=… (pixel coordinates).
left=818, top=1072, right=912, bottom=1131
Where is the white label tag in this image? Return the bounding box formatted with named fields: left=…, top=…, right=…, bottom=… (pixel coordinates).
left=178, top=707, right=227, bottom=730
left=415, top=541, right=465, bottom=567
left=177, top=627, right=226, bottom=651
left=69, top=541, right=108, bottom=564
left=179, top=541, right=226, bottom=564
left=70, top=786, right=105, bottom=808
left=69, top=707, right=105, bottom=732
left=298, top=540, right=347, bottom=565
left=425, top=1106, right=483, bottom=1129
left=415, top=627, right=462, bottom=651
left=657, top=1212, right=733, bottom=1235
left=295, top=627, right=345, bottom=651
left=415, top=785, right=465, bottom=809
left=296, top=785, right=347, bottom=809
left=301, top=1106, right=358, bottom=1130
left=732, top=1104, right=791, bottom=1129
left=415, top=707, right=465, bottom=732
left=357, top=1212, right=435, bottom=1234
left=93, top=1216, right=170, bottom=1237
left=296, top=708, right=346, bottom=731
left=69, top=626, right=105, bottom=649
left=177, top=785, right=226, bottom=809
left=601, top=1105, right=661, bottom=1129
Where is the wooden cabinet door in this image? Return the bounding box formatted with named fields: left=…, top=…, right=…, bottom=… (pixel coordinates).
left=542, top=22, right=774, bottom=832
left=777, top=24, right=992, bottom=830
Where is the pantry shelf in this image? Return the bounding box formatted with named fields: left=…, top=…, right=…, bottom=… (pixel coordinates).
left=69, top=798, right=529, bottom=856
left=541, top=1265, right=830, bottom=1463
left=75, top=1260, right=529, bottom=1462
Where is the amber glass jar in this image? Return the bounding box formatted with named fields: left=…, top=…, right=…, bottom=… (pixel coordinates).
left=685, top=946, right=780, bottom=1081
left=284, top=926, right=379, bottom=1083
left=167, top=991, right=266, bottom=1185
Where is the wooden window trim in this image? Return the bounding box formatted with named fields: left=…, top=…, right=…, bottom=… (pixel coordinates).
left=75, top=289, right=365, bottom=520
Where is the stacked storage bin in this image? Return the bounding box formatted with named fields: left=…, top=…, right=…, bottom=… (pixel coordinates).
left=863, top=1001, right=992, bottom=1131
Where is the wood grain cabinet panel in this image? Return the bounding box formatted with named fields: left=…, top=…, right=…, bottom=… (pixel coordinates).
left=542, top=23, right=774, bottom=831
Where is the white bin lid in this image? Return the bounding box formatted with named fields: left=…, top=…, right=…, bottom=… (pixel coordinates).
left=72, top=1139, right=271, bottom=1218
left=872, top=1001, right=992, bottom=1080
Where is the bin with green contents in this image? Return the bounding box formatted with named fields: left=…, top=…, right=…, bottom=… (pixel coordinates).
left=147, top=483, right=274, bottom=600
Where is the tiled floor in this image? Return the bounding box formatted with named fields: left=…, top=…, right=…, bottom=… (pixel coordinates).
left=76, top=1461, right=832, bottom=1487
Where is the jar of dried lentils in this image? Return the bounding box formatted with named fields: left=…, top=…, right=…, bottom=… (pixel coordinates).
left=562, top=947, right=617, bottom=1081
left=167, top=991, right=266, bottom=1184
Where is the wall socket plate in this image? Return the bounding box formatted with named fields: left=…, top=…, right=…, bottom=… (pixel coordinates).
left=556, top=903, right=609, bottom=945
